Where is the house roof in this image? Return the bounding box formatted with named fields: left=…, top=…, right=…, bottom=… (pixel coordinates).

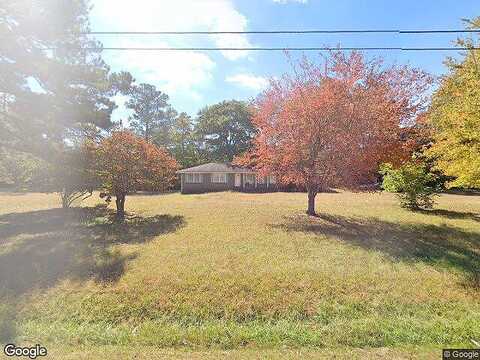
left=176, top=162, right=255, bottom=174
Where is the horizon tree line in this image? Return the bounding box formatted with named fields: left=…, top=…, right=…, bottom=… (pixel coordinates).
left=0, top=0, right=478, bottom=217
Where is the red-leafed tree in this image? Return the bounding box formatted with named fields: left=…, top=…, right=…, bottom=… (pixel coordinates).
left=96, top=131, right=178, bottom=219
left=236, top=52, right=431, bottom=216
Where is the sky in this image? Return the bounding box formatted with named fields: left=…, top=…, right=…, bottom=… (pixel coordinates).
left=89, top=0, right=480, bottom=121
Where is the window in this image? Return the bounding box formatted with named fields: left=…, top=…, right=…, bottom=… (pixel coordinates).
left=267, top=176, right=276, bottom=185
left=245, top=174, right=256, bottom=185
left=186, top=173, right=202, bottom=183
left=211, top=173, right=227, bottom=183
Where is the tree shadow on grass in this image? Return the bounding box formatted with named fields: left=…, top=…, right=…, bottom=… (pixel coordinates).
left=272, top=213, right=480, bottom=287
left=0, top=204, right=185, bottom=298
left=129, top=190, right=179, bottom=196
left=416, top=209, right=480, bottom=222
left=444, top=189, right=480, bottom=197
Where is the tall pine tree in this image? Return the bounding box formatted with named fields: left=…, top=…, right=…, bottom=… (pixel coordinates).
left=0, top=0, right=132, bottom=158
left=170, top=112, right=202, bottom=168
left=126, top=83, right=176, bottom=144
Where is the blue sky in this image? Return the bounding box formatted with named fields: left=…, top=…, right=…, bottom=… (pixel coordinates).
left=89, top=0, right=480, bottom=121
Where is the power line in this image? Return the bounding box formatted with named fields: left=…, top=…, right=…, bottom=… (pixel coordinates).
left=58, top=46, right=480, bottom=51
left=402, top=29, right=480, bottom=34
left=85, top=29, right=480, bottom=35
left=73, top=29, right=480, bottom=52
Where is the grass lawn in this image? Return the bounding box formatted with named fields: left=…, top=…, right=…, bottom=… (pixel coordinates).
left=0, top=190, right=479, bottom=358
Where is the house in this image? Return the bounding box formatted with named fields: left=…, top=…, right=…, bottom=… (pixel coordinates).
left=176, top=163, right=277, bottom=194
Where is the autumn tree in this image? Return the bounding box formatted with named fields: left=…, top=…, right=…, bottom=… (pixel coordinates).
left=426, top=18, right=480, bottom=189
left=237, top=52, right=431, bottom=215
left=96, top=131, right=178, bottom=219
left=196, top=100, right=255, bottom=162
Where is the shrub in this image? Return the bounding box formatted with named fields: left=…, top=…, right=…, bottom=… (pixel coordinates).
left=379, top=162, right=438, bottom=210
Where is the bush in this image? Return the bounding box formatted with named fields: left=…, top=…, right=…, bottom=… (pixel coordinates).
left=379, top=162, right=438, bottom=210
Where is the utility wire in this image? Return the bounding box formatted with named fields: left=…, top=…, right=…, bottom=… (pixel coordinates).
left=72, top=29, right=480, bottom=52
left=85, top=29, right=480, bottom=35
left=57, top=46, right=480, bottom=51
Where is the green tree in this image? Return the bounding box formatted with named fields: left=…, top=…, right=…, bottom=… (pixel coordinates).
left=126, top=83, right=176, bottom=143
left=0, top=0, right=133, bottom=159
left=427, top=17, right=480, bottom=189
left=31, top=143, right=99, bottom=208
left=170, top=112, right=202, bottom=168
left=0, top=148, right=41, bottom=189
left=195, top=100, right=255, bottom=162
left=380, top=162, right=438, bottom=210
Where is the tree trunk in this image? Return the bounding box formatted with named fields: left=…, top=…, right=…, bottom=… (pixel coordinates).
left=61, top=189, right=70, bottom=209
left=307, top=190, right=317, bottom=216
left=115, top=193, right=126, bottom=220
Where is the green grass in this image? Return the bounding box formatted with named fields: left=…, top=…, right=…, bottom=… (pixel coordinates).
left=35, top=345, right=441, bottom=359
left=0, top=190, right=479, bottom=358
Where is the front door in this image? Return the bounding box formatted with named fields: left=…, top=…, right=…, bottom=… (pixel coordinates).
left=235, top=173, right=241, bottom=187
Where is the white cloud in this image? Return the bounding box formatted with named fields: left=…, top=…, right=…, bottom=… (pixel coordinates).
left=272, top=0, right=308, bottom=3
left=90, top=0, right=253, bottom=110
left=107, top=47, right=215, bottom=121
left=226, top=73, right=269, bottom=91
left=105, top=39, right=216, bottom=101
left=91, top=0, right=252, bottom=60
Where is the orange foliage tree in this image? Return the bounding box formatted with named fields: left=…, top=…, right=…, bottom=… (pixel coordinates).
left=236, top=52, right=431, bottom=216
left=96, top=131, right=178, bottom=219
